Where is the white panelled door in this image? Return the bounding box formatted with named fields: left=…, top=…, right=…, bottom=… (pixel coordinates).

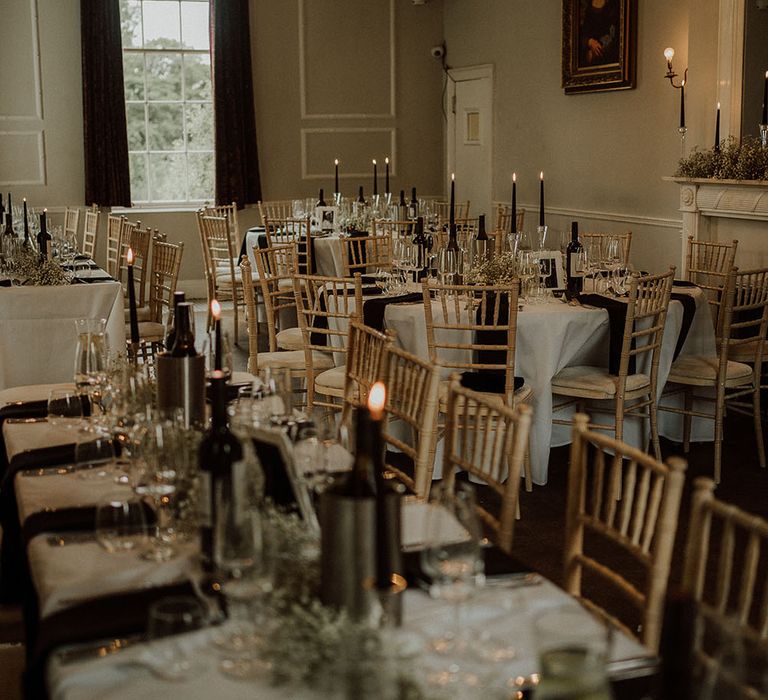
left=447, top=65, right=493, bottom=223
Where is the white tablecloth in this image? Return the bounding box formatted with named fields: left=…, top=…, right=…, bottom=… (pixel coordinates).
left=0, top=281, right=125, bottom=390
left=244, top=228, right=344, bottom=277
left=384, top=288, right=716, bottom=485
left=46, top=579, right=652, bottom=700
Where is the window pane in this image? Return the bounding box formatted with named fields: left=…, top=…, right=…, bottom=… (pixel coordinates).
left=129, top=153, right=149, bottom=202
left=149, top=153, right=187, bottom=201
left=123, top=54, right=145, bottom=100
left=147, top=103, right=184, bottom=150
left=145, top=53, right=182, bottom=100
left=126, top=103, right=147, bottom=150
left=185, top=103, right=212, bottom=150
left=181, top=2, right=209, bottom=49
left=120, top=0, right=143, bottom=48
left=142, top=1, right=180, bottom=47
left=187, top=152, right=214, bottom=200
left=184, top=54, right=211, bottom=100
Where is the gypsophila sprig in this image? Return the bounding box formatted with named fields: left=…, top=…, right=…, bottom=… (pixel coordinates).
left=464, top=251, right=518, bottom=285
left=11, top=248, right=70, bottom=286
left=676, top=136, right=768, bottom=181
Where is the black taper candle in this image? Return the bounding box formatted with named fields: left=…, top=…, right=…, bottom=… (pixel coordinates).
left=127, top=249, right=140, bottom=344
left=334, top=159, right=339, bottom=193
left=680, top=83, right=686, bottom=130
left=511, top=174, right=517, bottom=234
left=372, top=160, right=378, bottom=196
left=23, top=198, right=29, bottom=241
left=762, top=71, right=767, bottom=125
left=714, top=103, right=721, bottom=151
left=449, top=173, right=455, bottom=232
left=539, top=172, right=545, bottom=227
left=385, top=158, right=390, bottom=193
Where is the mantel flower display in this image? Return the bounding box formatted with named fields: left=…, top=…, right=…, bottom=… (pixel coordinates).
left=676, top=136, right=768, bottom=181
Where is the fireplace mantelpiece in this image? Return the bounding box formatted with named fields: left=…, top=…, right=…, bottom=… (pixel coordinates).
left=665, top=176, right=768, bottom=273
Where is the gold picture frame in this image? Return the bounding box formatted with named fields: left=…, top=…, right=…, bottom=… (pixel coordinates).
left=562, top=0, right=637, bottom=94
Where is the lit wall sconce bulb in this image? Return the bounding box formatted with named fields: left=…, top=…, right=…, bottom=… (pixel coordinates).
left=664, top=47, right=675, bottom=62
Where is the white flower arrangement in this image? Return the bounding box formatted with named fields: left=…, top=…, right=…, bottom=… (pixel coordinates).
left=464, top=250, right=518, bottom=285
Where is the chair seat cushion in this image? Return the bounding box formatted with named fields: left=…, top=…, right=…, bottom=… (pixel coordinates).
left=667, top=355, right=753, bottom=386
left=230, top=371, right=257, bottom=386
left=257, top=350, right=333, bottom=371
left=552, top=366, right=651, bottom=398
left=315, top=365, right=346, bottom=390
left=438, top=378, right=532, bottom=407
left=276, top=327, right=303, bottom=351
left=138, top=321, right=165, bottom=340
left=124, top=306, right=152, bottom=323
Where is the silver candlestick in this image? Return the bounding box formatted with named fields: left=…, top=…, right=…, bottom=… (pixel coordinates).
left=760, top=123, right=767, bottom=149
left=678, top=127, right=688, bottom=158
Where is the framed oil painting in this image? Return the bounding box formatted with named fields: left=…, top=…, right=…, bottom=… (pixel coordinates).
left=562, top=0, right=637, bottom=94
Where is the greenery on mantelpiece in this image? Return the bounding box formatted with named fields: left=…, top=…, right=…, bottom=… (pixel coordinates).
left=676, top=136, right=768, bottom=181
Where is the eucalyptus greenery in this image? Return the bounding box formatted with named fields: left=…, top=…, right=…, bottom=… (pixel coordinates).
left=676, top=136, right=768, bottom=181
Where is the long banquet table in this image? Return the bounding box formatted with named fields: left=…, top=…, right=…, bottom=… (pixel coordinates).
left=243, top=227, right=344, bottom=277
left=0, top=279, right=125, bottom=391
left=2, top=420, right=657, bottom=699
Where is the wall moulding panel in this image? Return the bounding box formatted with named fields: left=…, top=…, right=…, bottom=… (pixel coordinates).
left=0, top=131, right=47, bottom=186
left=298, top=0, right=395, bottom=119
left=0, top=0, right=43, bottom=121
left=301, top=128, right=396, bottom=180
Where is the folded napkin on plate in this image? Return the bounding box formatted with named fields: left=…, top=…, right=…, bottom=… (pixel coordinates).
left=362, top=292, right=421, bottom=331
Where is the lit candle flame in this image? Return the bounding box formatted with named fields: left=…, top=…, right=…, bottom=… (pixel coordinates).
left=451, top=172, right=455, bottom=181
left=210, top=370, right=225, bottom=381
left=368, top=381, right=386, bottom=419
left=211, top=299, right=221, bottom=320
left=126, top=247, right=134, bottom=265
left=385, top=157, right=389, bottom=164
left=540, top=171, right=544, bottom=180
left=717, top=102, right=721, bottom=110
left=372, top=159, right=377, bottom=165
left=682, top=79, right=685, bottom=87
left=512, top=172, right=516, bottom=183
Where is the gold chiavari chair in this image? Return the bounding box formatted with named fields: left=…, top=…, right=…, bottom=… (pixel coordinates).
left=685, top=236, right=738, bottom=330
left=253, top=243, right=303, bottom=351
left=198, top=212, right=246, bottom=341
left=105, top=214, right=123, bottom=278
left=240, top=257, right=330, bottom=379
left=565, top=413, right=687, bottom=653
left=552, top=268, right=675, bottom=461
left=63, top=207, right=80, bottom=242
left=258, top=199, right=295, bottom=226
left=661, top=267, right=768, bottom=483
left=204, top=202, right=240, bottom=267
left=681, top=477, right=768, bottom=698
left=340, top=232, right=393, bottom=277
left=443, top=379, right=532, bottom=554
left=293, top=273, right=363, bottom=411
left=119, top=223, right=151, bottom=308
left=136, top=237, right=184, bottom=347
left=434, top=200, right=471, bottom=225
left=81, top=206, right=99, bottom=260
left=264, top=216, right=313, bottom=275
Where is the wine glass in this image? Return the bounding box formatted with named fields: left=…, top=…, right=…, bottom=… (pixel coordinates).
left=134, top=421, right=179, bottom=562
left=74, top=431, right=116, bottom=480
left=516, top=251, right=538, bottom=302
left=214, top=502, right=275, bottom=679
left=146, top=596, right=208, bottom=681
left=419, top=482, right=483, bottom=656
left=73, top=318, right=108, bottom=425
left=47, top=388, right=84, bottom=431
left=95, top=491, right=149, bottom=553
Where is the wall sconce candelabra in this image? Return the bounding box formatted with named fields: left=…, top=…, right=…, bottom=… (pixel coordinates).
left=664, top=47, right=689, bottom=156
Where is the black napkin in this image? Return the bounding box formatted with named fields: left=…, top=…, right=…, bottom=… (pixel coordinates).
left=26, top=581, right=198, bottom=700
left=309, top=283, right=380, bottom=346
left=253, top=229, right=317, bottom=274
left=472, top=292, right=526, bottom=393
left=671, top=292, right=697, bottom=359
left=239, top=227, right=265, bottom=260
left=578, top=294, right=635, bottom=376
left=672, top=279, right=698, bottom=288
left=0, top=279, right=11, bottom=287
left=362, top=292, right=421, bottom=331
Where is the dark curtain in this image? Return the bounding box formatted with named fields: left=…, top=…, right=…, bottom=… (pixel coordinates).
left=211, top=0, right=262, bottom=208
left=80, top=0, right=131, bottom=207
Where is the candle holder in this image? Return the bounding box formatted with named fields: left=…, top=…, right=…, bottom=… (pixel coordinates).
left=760, top=124, right=768, bottom=149
left=536, top=225, right=548, bottom=250
left=333, top=192, right=342, bottom=206
left=678, top=126, right=688, bottom=157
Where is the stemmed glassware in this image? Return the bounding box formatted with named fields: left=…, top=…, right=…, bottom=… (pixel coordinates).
left=95, top=491, right=149, bottom=553
left=74, top=430, right=116, bottom=481
left=213, top=500, right=275, bottom=679
left=47, top=388, right=84, bottom=431
left=73, top=318, right=109, bottom=427
left=516, top=251, right=538, bottom=302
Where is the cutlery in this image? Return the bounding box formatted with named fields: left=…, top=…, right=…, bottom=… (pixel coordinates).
left=54, top=634, right=145, bottom=665
left=484, top=571, right=543, bottom=589
left=6, top=417, right=48, bottom=424
left=22, top=466, right=73, bottom=477
left=47, top=532, right=97, bottom=547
